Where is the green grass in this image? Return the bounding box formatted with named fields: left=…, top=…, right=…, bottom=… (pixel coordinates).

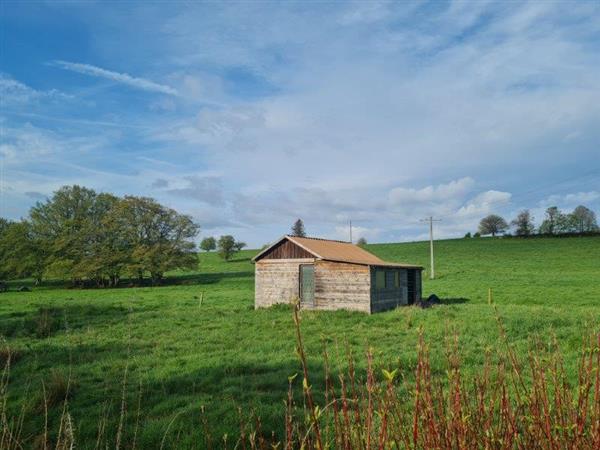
left=1, top=236, right=599, bottom=448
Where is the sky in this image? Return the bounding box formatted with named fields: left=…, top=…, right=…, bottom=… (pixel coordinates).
left=1, top=0, right=599, bottom=247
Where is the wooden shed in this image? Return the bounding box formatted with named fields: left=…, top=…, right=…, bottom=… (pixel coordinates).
left=253, top=236, right=423, bottom=313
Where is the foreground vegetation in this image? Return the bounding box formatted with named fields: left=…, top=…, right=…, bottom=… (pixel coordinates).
left=0, top=236, right=599, bottom=448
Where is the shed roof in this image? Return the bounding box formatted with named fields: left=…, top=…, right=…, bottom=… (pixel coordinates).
left=253, top=235, right=423, bottom=269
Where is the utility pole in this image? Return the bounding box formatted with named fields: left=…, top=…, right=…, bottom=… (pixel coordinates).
left=349, top=220, right=353, bottom=243
left=420, top=216, right=441, bottom=279
left=0, top=156, right=4, bottom=219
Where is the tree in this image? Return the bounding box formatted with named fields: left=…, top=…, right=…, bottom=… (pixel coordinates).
left=0, top=220, right=45, bottom=284
left=570, top=205, right=598, bottom=233
left=464, top=232, right=471, bottom=239
left=218, top=235, right=235, bottom=261
left=107, top=196, right=200, bottom=284
left=234, top=241, right=247, bottom=252
left=357, top=237, right=367, bottom=246
left=478, top=214, right=508, bottom=237
left=539, top=206, right=561, bottom=235
left=217, top=235, right=245, bottom=261
left=291, top=219, right=306, bottom=237
left=29, top=185, right=101, bottom=283
left=200, top=237, right=216, bottom=252
left=511, top=210, right=535, bottom=236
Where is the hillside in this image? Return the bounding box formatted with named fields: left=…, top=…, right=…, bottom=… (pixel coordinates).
left=0, top=236, right=598, bottom=448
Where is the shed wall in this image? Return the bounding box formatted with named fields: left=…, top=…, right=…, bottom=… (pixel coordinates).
left=255, top=259, right=314, bottom=308
left=314, top=260, right=371, bottom=313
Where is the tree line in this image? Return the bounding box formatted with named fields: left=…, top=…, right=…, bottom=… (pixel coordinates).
left=0, top=185, right=200, bottom=286
left=474, top=205, right=598, bottom=238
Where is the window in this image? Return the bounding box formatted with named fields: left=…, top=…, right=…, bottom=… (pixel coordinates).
left=394, top=271, right=400, bottom=288
left=375, top=270, right=385, bottom=289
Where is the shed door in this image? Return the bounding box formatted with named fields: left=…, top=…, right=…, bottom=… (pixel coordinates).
left=300, top=264, right=315, bottom=307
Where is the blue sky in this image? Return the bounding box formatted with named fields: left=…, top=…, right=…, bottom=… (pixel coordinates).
left=1, top=0, right=599, bottom=246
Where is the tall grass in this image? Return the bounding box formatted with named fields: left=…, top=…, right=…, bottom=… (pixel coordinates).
left=1, top=305, right=599, bottom=449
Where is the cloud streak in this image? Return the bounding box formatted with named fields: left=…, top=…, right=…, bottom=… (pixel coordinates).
left=51, top=60, right=178, bottom=95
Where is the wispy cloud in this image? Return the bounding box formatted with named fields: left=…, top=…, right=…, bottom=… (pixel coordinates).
left=51, top=60, right=178, bottom=95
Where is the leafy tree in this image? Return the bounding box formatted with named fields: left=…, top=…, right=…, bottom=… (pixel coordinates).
left=234, top=241, right=247, bottom=252
left=29, top=185, right=101, bottom=283
left=291, top=219, right=306, bottom=237
left=200, top=237, right=216, bottom=252
left=539, top=206, right=561, bottom=235
left=357, top=237, right=367, bottom=245
left=0, top=220, right=45, bottom=284
left=464, top=232, right=471, bottom=239
left=511, top=210, right=535, bottom=236
left=217, top=235, right=245, bottom=261
left=473, top=232, right=481, bottom=238
left=570, top=205, right=598, bottom=233
left=478, top=214, right=508, bottom=237
left=107, top=196, right=200, bottom=284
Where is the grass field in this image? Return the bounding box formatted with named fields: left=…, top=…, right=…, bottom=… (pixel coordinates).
left=1, top=236, right=599, bottom=448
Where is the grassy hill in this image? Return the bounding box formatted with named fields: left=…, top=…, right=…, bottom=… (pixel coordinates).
left=0, top=236, right=599, bottom=448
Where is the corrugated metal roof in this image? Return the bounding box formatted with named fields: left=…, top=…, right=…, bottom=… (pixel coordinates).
left=253, top=235, right=423, bottom=269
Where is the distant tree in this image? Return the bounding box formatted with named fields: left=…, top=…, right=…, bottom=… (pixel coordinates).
left=478, top=214, right=508, bottom=237
left=200, top=237, right=216, bottom=252
left=539, top=206, right=561, bottom=235
left=233, top=241, right=247, bottom=252
left=217, top=235, right=246, bottom=261
left=291, top=219, right=306, bottom=237
left=511, top=210, right=535, bottom=236
left=357, top=237, right=367, bottom=246
left=570, top=205, right=598, bottom=233
left=464, top=232, right=472, bottom=239
left=473, top=232, right=481, bottom=238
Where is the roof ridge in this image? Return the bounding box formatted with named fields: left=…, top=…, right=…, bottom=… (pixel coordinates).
left=286, top=235, right=351, bottom=244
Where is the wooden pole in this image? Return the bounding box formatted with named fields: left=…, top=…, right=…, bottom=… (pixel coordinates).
left=429, top=217, right=434, bottom=280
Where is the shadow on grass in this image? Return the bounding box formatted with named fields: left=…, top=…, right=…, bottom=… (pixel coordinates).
left=437, top=297, right=470, bottom=305
left=2, top=270, right=255, bottom=292
left=163, top=271, right=254, bottom=286
left=0, top=304, right=137, bottom=338
left=225, top=257, right=252, bottom=263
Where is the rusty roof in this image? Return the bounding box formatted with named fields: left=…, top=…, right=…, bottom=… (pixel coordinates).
left=253, top=235, right=423, bottom=269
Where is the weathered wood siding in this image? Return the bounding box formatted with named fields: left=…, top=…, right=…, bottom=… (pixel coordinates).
left=313, top=260, right=371, bottom=313
left=260, top=239, right=314, bottom=259
left=255, top=259, right=314, bottom=308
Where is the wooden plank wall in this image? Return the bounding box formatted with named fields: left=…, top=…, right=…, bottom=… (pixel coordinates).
left=260, top=239, right=314, bottom=259
left=255, top=259, right=314, bottom=308
left=314, top=261, right=371, bottom=313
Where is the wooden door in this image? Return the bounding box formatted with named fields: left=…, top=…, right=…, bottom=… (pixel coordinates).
left=300, top=264, right=315, bottom=307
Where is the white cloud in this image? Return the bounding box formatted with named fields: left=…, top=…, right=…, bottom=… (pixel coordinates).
left=540, top=191, right=600, bottom=209
left=456, top=190, right=512, bottom=218
left=388, top=177, right=475, bottom=207
left=51, top=60, right=178, bottom=95
left=0, top=73, right=71, bottom=105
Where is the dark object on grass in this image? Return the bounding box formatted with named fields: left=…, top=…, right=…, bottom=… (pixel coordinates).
left=18, top=286, right=31, bottom=292
left=0, top=282, right=8, bottom=293
left=415, top=294, right=440, bottom=309
left=427, top=294, right=440, bottom=304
